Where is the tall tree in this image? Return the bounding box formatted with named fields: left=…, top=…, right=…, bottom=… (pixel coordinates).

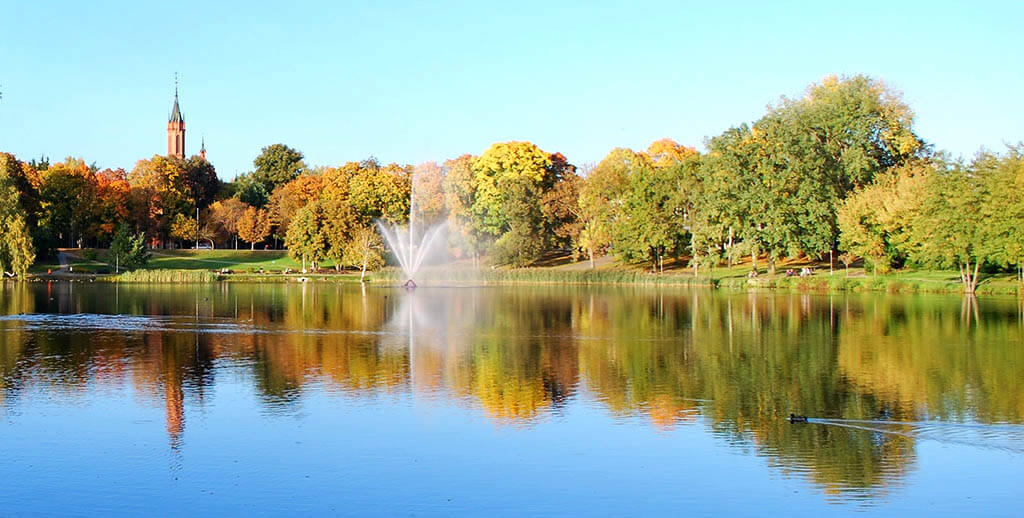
left=252, top=143, right=305, bottom=192
left=906, top=161, right=987, bottom=293
left=579, top=148, right=649, bottom=267
left=978, top=147, right=1024, bottom=283
left=442, top=154, right=484, bottom=262
left=0, top=160, right=35, bottom=278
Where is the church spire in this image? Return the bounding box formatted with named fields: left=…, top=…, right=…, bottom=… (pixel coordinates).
left=169, top=73, right=184, bottom=124
left=167, top=73, right=185, bottom=158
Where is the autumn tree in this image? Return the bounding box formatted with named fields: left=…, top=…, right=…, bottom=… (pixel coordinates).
left=837, top=162, right=931, bottom=273
left=40, top=158, right=99, bottom=247
left=252, top=143, right=305, bottom=192
left=412, top=161, right=446, bottom=225
left=128, top=155, right=196, bottom=244
left=206, top=198, right=249, bottom=249
left=268, top=173, right=323, bottom=237
left=442, top=154, right=484, bottom=263
left=470, top=141, right=566, bottom=266
left=93, top=168, right=131, bottom=244
left=540, top=171, right=583, bottom=255
left=578, top=148, right=648, bottom=268
left=347, top=159, right=411, bottom=223
left=183, top=155, right=220, bottom=209
left=169, top=213, right=198, bottom=248
left=341, top=225, right=386, bottom=281
left=237, top=206, right=271, bottom=250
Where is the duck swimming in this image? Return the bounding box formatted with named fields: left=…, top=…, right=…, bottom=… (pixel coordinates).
left=789, top=413, right=808, bottom=423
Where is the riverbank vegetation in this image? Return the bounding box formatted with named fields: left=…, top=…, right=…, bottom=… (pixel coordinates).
left=2, top=75, right=1021, bottom=293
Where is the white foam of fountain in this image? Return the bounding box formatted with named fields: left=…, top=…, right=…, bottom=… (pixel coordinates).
left=376, top=220, right=447, bottom=282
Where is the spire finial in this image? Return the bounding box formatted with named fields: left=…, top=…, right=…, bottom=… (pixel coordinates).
left=174, top=72, right=178, bottom=98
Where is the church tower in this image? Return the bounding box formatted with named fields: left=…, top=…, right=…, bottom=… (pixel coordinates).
left=167, top=79, right=185, bottom=159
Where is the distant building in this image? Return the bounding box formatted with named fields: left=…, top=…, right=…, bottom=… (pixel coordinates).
left=166, top=79, right=207, bottom=160
left=167, top=86, right=185, bottom=159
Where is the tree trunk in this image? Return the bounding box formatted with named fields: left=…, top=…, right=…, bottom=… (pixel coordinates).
left=659, top=252, right=663, bottom=274
left=727, top=227, right=734, bottom=269
left=768, top=255, right=776, bottom=276
left=751, top=247, right=758, bottom=272
left=251, top=242, right=255, bottom=251
left=588, top=248, right=595, bottom=270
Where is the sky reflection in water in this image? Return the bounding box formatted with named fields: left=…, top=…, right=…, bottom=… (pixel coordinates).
left=0, top=282, right=1022, bottom=515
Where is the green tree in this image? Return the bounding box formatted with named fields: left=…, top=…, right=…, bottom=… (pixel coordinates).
left=252, top=143, right=305, bottom=192
left=285, top=204, right=327, bottom=271
left=232, top=173, right=269, bottom=208
left=0, top=173, right=35, bottom=279
left=183, top=155, right=220, bottom=209
left=978, top=147, right=1024, bottom=283
left=906, top=161, right=987, bottom=293
left=109, top=224, right=150, bottom=271
left=284, top=200, right=355, bottom=271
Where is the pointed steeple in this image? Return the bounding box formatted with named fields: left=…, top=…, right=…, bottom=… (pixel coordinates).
left=167, top=73, right=186, bottom=159
left=200, top=136, right=207, bottom=160
left=169, top=74, right=184, bottom=123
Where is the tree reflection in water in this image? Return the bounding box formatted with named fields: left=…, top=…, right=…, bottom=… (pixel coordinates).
left=1, top=282, right=1021, bottom=499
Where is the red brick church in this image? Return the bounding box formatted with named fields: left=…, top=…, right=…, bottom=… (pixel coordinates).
left=166, top=82, right=206, bottom=160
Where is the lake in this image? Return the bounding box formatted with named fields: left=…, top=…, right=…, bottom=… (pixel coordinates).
left=1, top=282, right=1022, bottom=516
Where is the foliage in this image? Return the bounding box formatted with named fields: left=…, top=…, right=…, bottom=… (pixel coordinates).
left=837, top=162, right=931, bottom=273
left=206, top=198, right=250, bottom=248
left=252, top=143, right=305, bottom=191
left=347, top=159, right=411, bottom=223
left=169, top=212, right=198, bottom=246
left=233, top=173, right=269, bottom=208
left=109, top=224, right=150, bottom=270
left=341, top=225, right=386, bottom=280
left=284, top=200, right=356, bottom=270
left=237, top=207, right=271, bottom=249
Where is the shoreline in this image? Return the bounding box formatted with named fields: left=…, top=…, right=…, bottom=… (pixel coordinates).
left=12, top=269, right=1022, bottom=296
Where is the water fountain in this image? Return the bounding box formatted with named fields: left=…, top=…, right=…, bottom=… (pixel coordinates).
left=376, top=221, right=446, bottom=288
left=376, top=164, right=448, bottom=288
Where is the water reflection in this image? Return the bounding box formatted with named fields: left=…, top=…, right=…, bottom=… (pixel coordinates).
left=1, top=282, right=1022, bottom=502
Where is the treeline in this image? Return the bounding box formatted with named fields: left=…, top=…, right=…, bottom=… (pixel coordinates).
left=1, top=74, right=1022, bottom=291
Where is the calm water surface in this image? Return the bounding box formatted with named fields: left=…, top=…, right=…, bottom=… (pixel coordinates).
left=1, top=282, right=1022, bottom=516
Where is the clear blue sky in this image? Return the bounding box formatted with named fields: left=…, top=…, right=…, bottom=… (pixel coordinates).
left=2, top=1, right=1022, bottom=179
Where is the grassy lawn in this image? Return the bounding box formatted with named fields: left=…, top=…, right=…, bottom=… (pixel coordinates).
left=141, top=249, right=338, bottom=272
left=34, top=249, right=340, bottom=273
